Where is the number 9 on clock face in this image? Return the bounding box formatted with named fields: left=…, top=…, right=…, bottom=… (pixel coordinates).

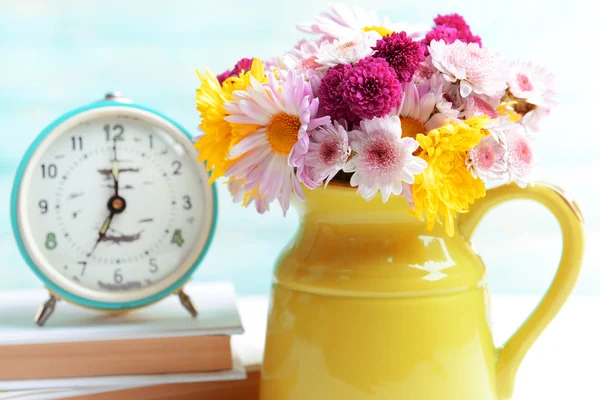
left=11, top=99, right=217, bottom=310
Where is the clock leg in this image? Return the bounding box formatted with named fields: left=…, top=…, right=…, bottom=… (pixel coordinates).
left=34, top=293, right=59, bottom=327
left=177, top=289, right=198, bottom=318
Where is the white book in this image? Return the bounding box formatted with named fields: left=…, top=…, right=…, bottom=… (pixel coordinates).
left=0, top=282, right=243, bottom=345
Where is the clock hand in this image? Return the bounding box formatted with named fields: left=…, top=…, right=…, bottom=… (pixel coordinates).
left=87, top=211, right=115, bottom=257
left=111, top=138, right=120, bottom=196
left=112, top=160, right=120, bottom=196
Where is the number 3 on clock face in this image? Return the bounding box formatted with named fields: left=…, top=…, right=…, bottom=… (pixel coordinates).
left=11, top=97, right=217, bottom=311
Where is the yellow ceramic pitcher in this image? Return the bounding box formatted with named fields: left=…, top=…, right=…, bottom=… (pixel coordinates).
left=260, top=182, right=584, bottom=400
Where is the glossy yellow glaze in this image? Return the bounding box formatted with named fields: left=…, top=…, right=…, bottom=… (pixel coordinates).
left=260, top=183, right=584, bottom=400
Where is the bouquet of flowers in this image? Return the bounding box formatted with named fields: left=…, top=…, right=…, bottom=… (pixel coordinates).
left=194, top=4, right=556, bottom=236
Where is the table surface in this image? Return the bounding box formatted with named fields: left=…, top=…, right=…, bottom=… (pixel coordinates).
left=234, top=295, right=600, bottom=400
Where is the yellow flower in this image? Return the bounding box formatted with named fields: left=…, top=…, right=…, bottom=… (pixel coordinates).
left=411, top=116, right=489, bottom=236
left=194, top=59, right=267, bottom=183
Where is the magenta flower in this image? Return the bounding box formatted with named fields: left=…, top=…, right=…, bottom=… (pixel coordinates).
left=217, top=57, right=255, bottom=84
left=372, top=32, right=425, bottom=83
left=422, top=13, right=482, bottom=55
left=341, top=57, right=402, bottom=121
left=318, top=64, right=356, bottom=123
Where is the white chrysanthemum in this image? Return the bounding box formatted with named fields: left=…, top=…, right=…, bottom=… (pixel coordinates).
left=298, top=3, right=429, bottom=40
left=315, top=31, right=378, bottom=68
left=343, top=115, right=427, bottom=202
left=280, top=40, right=324, bottom=77
left=466, top=134, right=507, bottom=183
left=505, top=127, right=534, bottom=188
left=299, top=121, right=351, bottom=188
left=429, top=40, right=508, bottom=98
left=506, top=60, right=557, bottom=133
left=508, top=60, right=556, bottom=108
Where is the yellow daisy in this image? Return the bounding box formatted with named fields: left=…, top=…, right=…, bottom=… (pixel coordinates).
left=194, top=58, right=267, bottom=183
left=411, top=116, right=489, bottom=236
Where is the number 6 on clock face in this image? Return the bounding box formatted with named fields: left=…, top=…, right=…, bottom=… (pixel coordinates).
left=11, top=96, right=217, bottom=312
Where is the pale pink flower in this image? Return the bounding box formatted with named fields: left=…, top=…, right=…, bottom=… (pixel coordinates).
left=507, top=60, right=557, bottom=132
left=396, top=76, right=458, bottom=134
left=508, top=60, right=556, bottom=108
left=224, top=71, right=330, bottom=213
left=466, top=134, right=507, bottom=183
left=300, top=121, right=351, bottom=188
left=429, top=40, right=507, bottom=98
left=280, top=40, right=325, bottom=78
left=343, top=115, right=427, bottom=202
left=505, top=128, right=534, bottom=188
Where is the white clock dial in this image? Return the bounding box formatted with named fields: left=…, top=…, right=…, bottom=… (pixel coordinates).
left=16, top=107, right=214, bottom=304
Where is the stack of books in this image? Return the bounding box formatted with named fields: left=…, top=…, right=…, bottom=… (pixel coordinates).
left=0, top=282, right=262, bottom=399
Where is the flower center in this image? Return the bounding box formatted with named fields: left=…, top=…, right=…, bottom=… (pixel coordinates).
left=364, top=137, right=401, bottom=173
left=513, top=137, right=533, bottom=165
left=336, top=40, right=358, bottom=58
left=266, top=113, right=301, bottom=155
left=400, top=116, right=426, bottom=155
left=300, top=55, right=320, bottom=71
left=319, top=138, right=341, bottom=165
left=362, top=25, right=393, bottom=37
left=516, top=73, right=533, bottom=92
left=477, top=145, right=496, bottom=170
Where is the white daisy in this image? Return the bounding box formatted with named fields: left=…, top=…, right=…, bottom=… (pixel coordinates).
left=315, top=30, right=379, bottom=68
left=297, top=3, right=429, bottom=40
left=224, top=71, right=330, bottom=212
left=343, top=115, right=427, bottom=202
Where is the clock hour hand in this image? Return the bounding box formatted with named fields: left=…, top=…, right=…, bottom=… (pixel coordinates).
left=112, top=160, right=120, bottom=196
left=111, top=138, right=120, bottom=196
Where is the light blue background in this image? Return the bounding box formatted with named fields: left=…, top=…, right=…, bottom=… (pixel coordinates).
left=0, top=0, right=597, bottom=297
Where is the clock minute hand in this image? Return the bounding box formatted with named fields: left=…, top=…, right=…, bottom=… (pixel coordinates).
left=111, top=160, right=120, bottom=196
left=87, top=211, right=115, bottom=257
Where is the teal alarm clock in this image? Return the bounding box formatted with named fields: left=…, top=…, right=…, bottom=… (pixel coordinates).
left=11, top=92, right=217, bottom=325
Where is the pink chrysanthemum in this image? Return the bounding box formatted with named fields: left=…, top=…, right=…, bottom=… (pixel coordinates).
left=422, top=14, right=482, bottom=56
left=466, top=135, right=507, bottom=183
left=429, top=40, right=507, bottom=97
left=343, top=115, right=427, bottom=202
left=299, top=121, right=351, bottom=188
left=217, top=57, right=255, bottom=84
left=318, top=64, right=356, bottom=122
left=372, top=31, right=425, bottom=83
left=281, top=40, right=324, bottom=78
left=341, top=57, right=403, bottom=121
left=224, top=71, right=330, bottom=212
left=505, top=128, right=534, bottom=188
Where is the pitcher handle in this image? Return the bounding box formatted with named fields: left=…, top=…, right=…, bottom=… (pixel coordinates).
left=458, top=182, right=585, bottom=400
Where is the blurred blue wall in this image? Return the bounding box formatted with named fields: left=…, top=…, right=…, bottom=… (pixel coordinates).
left=0, top=0, right=597, bottom=296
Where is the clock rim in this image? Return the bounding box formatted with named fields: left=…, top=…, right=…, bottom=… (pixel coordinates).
left=10, top=100, right=218, bottom=310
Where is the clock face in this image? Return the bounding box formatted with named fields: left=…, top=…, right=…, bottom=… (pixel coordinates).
left=15, top=106, right=215, bottom=304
